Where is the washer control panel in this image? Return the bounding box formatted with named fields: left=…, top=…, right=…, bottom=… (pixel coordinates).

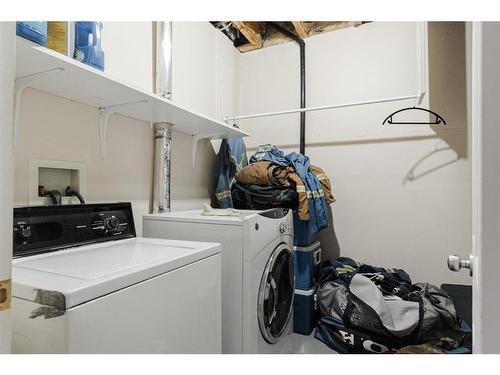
left=257, top=208, right=292, bottom=236
left=13, top=203, right=136, bottom=258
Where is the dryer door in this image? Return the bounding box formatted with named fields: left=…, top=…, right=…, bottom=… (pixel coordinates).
left=257, top=243, right=294, bottom=344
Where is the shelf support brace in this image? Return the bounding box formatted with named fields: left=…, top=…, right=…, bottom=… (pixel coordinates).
left=14, top=68, right=64, bottom=146
left=98, top=100, right=148, bottom=159
left=192, top=133, right=228, bottom=169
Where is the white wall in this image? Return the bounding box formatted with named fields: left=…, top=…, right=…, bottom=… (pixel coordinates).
left=13, top=22, right=237, bottom=233
left=170, top=21, right=239, bottom=171
left=101, top=22, right=153, bottom=91
left=236, top=22, right=471, bottom=286
left=170, top=22, right=239, bottom=209
left=14, top=91, right=154, bottom=235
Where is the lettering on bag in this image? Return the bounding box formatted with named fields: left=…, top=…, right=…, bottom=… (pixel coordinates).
left=338, top=330, right=390, bottom=353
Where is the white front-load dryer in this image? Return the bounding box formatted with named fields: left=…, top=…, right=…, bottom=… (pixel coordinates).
left=143, top=208, right=294, bottom=354
left=242, top=212, right=294, bottom=353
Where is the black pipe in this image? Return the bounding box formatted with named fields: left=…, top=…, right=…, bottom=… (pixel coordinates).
left=269, top=23, right=306, bottom=155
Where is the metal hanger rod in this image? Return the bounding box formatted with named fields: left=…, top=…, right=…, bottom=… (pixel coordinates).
left=224, top=22, right=428, bottom=125
left=224, top=94, right=420, bottom=122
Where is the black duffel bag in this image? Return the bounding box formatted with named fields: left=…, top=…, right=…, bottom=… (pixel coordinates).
left=231, top=182, right=298, bottom=210
left=315, top=273, right=471, bottom=353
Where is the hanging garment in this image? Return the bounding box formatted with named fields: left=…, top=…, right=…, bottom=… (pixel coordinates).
left=310, top=165, right=335, bottom=205
left=285, top=152, right=329, bottom=233
left=215, top=136, right=248, bottom=208
left=235, top=161, right=335, bottom=221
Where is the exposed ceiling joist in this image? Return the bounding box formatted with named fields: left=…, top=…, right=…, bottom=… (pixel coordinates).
left=232, top=21, right=266, bottom=49
left=306, top=21, right=363, bottom=35
left=291, top=21, right=309, bottom=38
left=212, top=21, right=368, bottom=53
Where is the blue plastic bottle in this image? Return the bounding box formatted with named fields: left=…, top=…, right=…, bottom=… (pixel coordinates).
left=16, top=22, right=48, bottom=46
left=74, top=22, right=105, bottom=71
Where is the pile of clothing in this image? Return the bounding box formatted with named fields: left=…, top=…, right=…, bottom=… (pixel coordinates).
left=230, top=144, right=335, bottom=235
left=314, top=257, right=472, bottom=354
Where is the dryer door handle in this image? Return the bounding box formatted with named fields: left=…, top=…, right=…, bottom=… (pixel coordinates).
left=266, top=277, right=278, bottom=325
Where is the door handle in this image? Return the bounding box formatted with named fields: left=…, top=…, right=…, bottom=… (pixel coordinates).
left=447, top=254, right=473, bottom=276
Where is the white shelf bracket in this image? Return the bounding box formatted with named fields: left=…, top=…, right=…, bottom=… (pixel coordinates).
left=98, top=100, right=148, bottom=159
left=192, top=132, right=227, bottom=169
left=14, top=68, right=64, bottom=146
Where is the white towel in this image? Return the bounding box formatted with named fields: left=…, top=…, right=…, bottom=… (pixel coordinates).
left=201, top=204, right=240, bottom=217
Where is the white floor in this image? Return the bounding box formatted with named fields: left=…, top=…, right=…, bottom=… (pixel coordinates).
left=292, top=332, right=338, bottom=354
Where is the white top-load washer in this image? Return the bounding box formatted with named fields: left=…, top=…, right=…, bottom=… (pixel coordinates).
left=12, top=203, right=222, bottom=354
left=143, top=208, right=294, bottom=354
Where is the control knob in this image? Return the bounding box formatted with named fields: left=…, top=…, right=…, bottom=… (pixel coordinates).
left=15, top=225, right=32, bottom=242
left=104, top=216, right=120, bottom=231
left=279, top=222, right=288, bottom=234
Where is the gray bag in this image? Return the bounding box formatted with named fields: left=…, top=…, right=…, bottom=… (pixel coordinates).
left=409, top=282, right=463, bottom=344
left=317, top=273, right=464, bottom=346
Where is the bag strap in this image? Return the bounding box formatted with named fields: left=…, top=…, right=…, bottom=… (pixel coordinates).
left=412, top=295, right=426, bottom=343
left=244, top=189, right=254, bottom=210
left=342, top=298, right=356, bottom=329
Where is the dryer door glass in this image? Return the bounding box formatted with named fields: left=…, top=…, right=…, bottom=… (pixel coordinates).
left=257, top=243, right=294, bottom=344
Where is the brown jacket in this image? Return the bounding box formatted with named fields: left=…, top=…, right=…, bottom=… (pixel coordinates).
left=235, top=161, right=335, bottom=220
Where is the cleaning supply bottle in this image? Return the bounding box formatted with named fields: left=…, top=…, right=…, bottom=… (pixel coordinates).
left=47, top=22, right=68, bottom=55
left=16, top=22, right=48, bottom=46
left=74, top=22, right=105, bottom=71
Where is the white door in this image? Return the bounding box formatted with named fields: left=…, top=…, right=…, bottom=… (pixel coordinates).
left=0, top=22, right=15, bottom=353
left=468, top=21, right=500, bottom=354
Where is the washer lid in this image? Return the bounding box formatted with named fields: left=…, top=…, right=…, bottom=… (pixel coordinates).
left=143, top=209, right=263, bottom=226
left=12, top=237, right=220, bottom=310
